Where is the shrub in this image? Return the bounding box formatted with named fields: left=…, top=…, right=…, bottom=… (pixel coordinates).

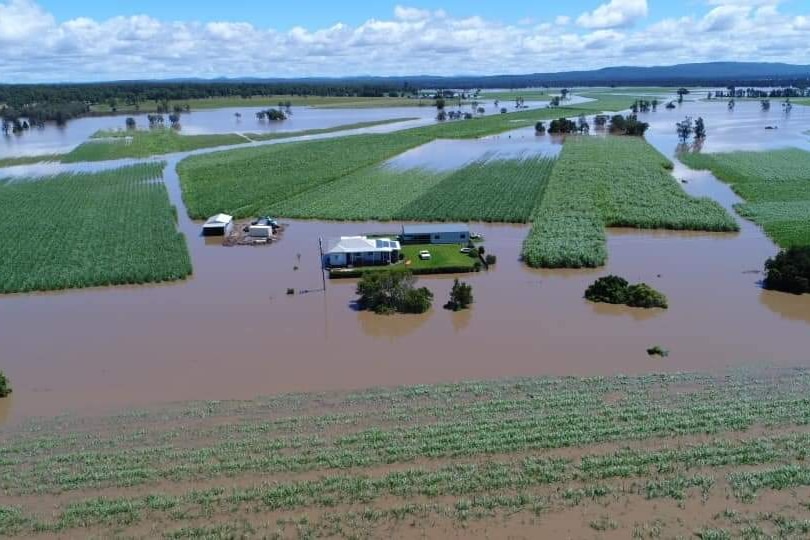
left=626, top=283, right=669, bottom=308
left=763, top=246, right=810, bottom=294
left=355, top=268, right=433, bottom=314
left=473, top=261, right=483, bottom=272
left=584, top=275, right=629, bottom=304
left=485, top=254, right=497, bottom=265
left=585, top=275, right=668, bottom=309
left=0, top=371, right=11, bottom=398
left=647, top=346, right=670, bottom=358
left=445, top=279, right=474, bottom=311
left=402, top=287, right=434, bottom=314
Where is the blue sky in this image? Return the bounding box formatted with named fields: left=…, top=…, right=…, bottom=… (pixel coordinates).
left=35, top=0, right=714, bottom=28
left=2, top=1, right=809, bottom=82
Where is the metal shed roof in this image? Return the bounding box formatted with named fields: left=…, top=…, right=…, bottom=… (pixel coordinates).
left=402, top=223, right=469, bottom=235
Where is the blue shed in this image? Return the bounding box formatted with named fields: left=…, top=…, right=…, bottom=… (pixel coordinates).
left=401, top=223, right=470, bottom=245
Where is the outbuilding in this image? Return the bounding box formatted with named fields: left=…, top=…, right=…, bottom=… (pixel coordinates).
left=202, top=213, right=234, bottom=236
left=323, top=236, right=401, bottom=268
left=401, top=223, right=470, bottom=245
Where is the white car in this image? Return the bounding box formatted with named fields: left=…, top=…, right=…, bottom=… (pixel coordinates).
left=418, top=250, right=431, bottom=260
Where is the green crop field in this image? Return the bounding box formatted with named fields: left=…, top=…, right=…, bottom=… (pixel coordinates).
left=62, top=129, right=247, bottom=162
left=680, top=149, right=810, bottom=247
left=0, top=163, right=191, bottom=293
left=178, top=132, right=433, bottom=220
left=522, top=137, right=738, bottom=268
left=0, top=154, right=65, bottom=168
left=178, top=95, right=636, bottom=221
left=2, top=368, right=810, bottom=538
left=269, top=155, right=556, bottom=223
left=396, top=156, right=556, bottom=223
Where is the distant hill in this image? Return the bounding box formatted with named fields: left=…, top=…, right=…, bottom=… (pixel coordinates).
left=158, top=62, right=810, bottom=88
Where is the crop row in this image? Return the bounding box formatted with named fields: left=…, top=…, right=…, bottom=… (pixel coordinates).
left=0, top=163, right=192, bottom=293
left=268, top=155, right=556, bottom=223
left=176, top=95, right=637, bottom=220
left=680, top=148, right=810, bottom=247
left=5, top=431, right=810, bottom=535
left=4, top=371, right=810, bottom=495
left=522, top=136, right=739, bottom=267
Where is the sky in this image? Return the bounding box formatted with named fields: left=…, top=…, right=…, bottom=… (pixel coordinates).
left=1, top=0, right=809, bottom=82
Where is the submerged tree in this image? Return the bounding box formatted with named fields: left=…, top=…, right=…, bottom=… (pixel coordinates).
left=577, top=114, right=590, bottom=134
left=761, top=99, right=771, bottom=111
left=609, top=114, right=649, bottom=136
left=676, top=116, right=693, bottom=143
left=125, top=117, right=136, bottom=129
left=763, top=246, right=810, bottom=295
left=728, top=98, right=736, bottom=111
left=535, top=121, right=546, bottom=135
left=0, top=371, right=10, bottom=398
left=694, top=117, right=706, bottom=140
left=355, top=269, right=433, bottom=315
left=444, top=279, right=474, bottom=311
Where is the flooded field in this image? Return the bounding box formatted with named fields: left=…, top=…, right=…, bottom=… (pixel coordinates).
left=1, top=99, right=810, bottom=426
left=0, top=101, right=549, bottom=159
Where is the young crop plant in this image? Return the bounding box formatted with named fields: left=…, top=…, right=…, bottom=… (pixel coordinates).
left=522, top=136, right=737, bottom=268
left=0, top=163, right=192, bottom=293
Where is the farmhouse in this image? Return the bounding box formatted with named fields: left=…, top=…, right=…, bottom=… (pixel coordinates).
left=323, top=236, right=401, bottom=268
left=401, top=223, right=470, bottom=245
left=202, top=213, right=233, bottom=236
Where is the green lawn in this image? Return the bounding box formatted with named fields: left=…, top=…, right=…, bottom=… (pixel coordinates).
left=680, top=148, right=810, bottom=247
left=0, top=154, right=65, bottom=168
left=401, top=243, right=478, bottom=271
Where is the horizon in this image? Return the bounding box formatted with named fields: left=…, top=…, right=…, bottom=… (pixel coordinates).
left=1, top=0, right=809, bottom=83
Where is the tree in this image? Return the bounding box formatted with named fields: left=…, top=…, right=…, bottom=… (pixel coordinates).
left=626, top=284, right=668, bottom=308
left=594, top=115, right=609, bottom=128
left=535, top=121, right=546, bottom=135
left=728, top=98, right=735, bottom=111
left=548, top=117, right=577, bottom=134
left=651, top=99, right=659, bottom=111
left=560, top=88, right=569, bottom=101
left=694, top=117, right=706, bottom=140
left=125, top=117, right=136, bottom=129
left=584, top=275, right=629, bottom=304
left=436, top=110, right=447, bottom=121
left=444, top=279, right=474, bottom=311
left=577, top=114, right=589, bottom=134
left=676, top=116, right=693, bottom=143
left=610, top=114, right=648, bottom=136
left=355, top=269, right=433, bottom=314
left=435, top=98, right=446, bottom=110
left=0, top=370, right=10, bottom=398
left=168, top=113, right=181, bottom=128
left=763, top=247, right=810, bottom=294
left=782, top=98, right=793, bottom=114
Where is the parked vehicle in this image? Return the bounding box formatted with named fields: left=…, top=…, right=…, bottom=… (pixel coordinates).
left=419, top=250, right=431, bottom=260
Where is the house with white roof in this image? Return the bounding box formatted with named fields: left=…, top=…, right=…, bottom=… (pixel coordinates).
left=202, top=213, right=233, bottom=236
left=323, top=236, right=401, bottom=268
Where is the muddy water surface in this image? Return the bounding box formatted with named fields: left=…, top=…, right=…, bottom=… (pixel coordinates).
left=1, top=100, right=810, bottom=425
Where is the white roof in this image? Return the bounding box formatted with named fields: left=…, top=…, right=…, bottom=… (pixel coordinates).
left=325, top=236, right=400, bottom=254
left=204, top=213, right=233, bottom=226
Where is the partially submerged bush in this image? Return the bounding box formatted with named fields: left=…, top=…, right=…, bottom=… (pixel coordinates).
left=764, top=246, right=810, bottom=295
left=485, top=254, right=497, bottom=265
left=585, top=275, right=667, bottom=309
left=584, top=275, right=629, bottom=304
left=0, top=371, right=11, bottom=398
left=355, top=268, right=433, bottom=314
left=444, top=279, right=474, bottom=311
left=647, top=346, right=670, bottom=358
left=626, top=283, right=668, bottom=309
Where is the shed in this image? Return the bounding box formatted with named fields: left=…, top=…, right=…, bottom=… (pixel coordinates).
left=202, top=213, right=234, bottom=236
left=401, top=223, right=470, bottom=245
left=323, top=236, right=401, bottom=268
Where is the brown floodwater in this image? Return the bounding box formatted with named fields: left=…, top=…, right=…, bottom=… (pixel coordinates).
left=1, top=102, right=810, bottom=426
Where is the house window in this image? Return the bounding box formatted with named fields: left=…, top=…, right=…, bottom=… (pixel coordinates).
left=460, top=233, right=467, bottom=239
left=433, top=234, right=440, bottom=240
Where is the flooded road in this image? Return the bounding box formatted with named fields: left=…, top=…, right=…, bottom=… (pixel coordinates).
left=1, top=99, right=810, bottom=426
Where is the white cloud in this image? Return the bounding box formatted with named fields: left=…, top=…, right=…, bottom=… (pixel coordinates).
left=0, top=0, right=808, bottom=82
left=576, top=0, right=648, bottom=29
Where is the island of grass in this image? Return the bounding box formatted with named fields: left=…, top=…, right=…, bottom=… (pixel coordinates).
left=4, top=368, right=810, bottom=538
left=329, top=243, right=478, bottom=278
left=521, top=136, right=739, bottom=268
left=680, top=148, right=810, bottom=248
left=0, top=163, right=191, bottom=293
